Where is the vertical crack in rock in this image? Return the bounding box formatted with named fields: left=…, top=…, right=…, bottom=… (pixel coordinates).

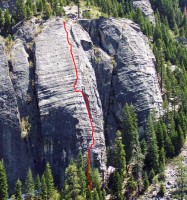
left=69, top=22, right=107, bottom=172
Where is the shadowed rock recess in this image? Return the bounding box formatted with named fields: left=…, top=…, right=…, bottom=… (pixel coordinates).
left=0, top=17, right=162, bottom=189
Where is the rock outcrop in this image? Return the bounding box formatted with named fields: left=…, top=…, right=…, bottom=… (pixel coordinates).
left=0, top=16, right=162, bottom=190
left=133, top=0, right=155, bottom=24
left=34, top=19, right=106, bottom=185
left=0, top=0, right=16, bottom=10
left=79, top=17, right=163, bottom=142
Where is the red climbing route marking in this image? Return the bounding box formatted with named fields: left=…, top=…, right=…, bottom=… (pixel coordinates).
left=63, top=22, right=95, bottom=190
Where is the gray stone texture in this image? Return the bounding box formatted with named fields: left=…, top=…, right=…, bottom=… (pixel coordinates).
left=0, top=0, right=16, bottom=11
left=79, top=17, right=163, bottom=142
left=133, top=0, right=155, bottom=24
left=34, top=19, right=106, bottom=186
left=0, top=37, right=29, bottom=190
left=0, top=16, right=162, bottom=189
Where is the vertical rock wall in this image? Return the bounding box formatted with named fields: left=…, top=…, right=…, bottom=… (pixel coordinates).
left=79, top=17, right=163, bottom=142
left=0, top=38, right=29, bottom=190
left=0, top=16, right=163, bottom=191
left=34, top=19, right=106, bottom=186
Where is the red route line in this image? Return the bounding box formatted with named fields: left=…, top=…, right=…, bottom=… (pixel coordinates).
left=63, top=21, right=95, bottom=189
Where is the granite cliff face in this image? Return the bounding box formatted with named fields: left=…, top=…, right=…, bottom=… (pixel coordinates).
left=80, top=17, right=162, bottom=141
left=0, top=16, right=162, bottom=189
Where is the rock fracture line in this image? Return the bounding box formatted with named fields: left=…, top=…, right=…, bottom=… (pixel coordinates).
left=63, top=21, right=95, bottom=189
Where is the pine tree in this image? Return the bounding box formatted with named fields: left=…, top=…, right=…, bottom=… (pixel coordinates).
left=86, top=188, right=93, bottom=200
left=112, top=172, right=124, bottom=200
left=36, top=0, right=43, bottom=12
left=24, top=168, right=34, bottom=199
left=159, top=147, right=166, bottom=172
left=149, top=168, right=155, bottom=184
left=145, top=114, right=159, bottom=172
left=44, top=163, right=55, bottom=199
left=0, top=8, right=5, bottom=28
left=77, top=151, right=86, bottom=197
left=91, top=169, right=102, bottom=199
left=77, top=151, right=84, bottom=169
left=26, top=6, right=33, bottom=19
left=176, top=126, right=185, bottom=154
left=165, top=133, right=175, bottom=158
left=14, top=179, right=22, bottom=200
left=41, top=175, right=47, bottom=200
left=16, top=0, right=26, bottom=20
left=35, top=174, right=41, bottom=192
left=44, top=2, right=52, bottom=18
left=122, top=104, right=142, bottom=166
left=143, top=172, right=149, bottom=191
left=93, top=190, right=99, bottom=200
left=113, top=130, right=126, bottom=177
left=4, top=9, right=11, bottom=30
left=0, top=160, right=8, bottom=200
left=159, top=182, right=165, bottom=197
left=127, top=175, right=137, bottom=194
left=155, top=121, right=164, bottom=149
left=61, top=162, right=83, bottom=200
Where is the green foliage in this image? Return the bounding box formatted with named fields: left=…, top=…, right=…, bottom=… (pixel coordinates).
left=61, top=162, right=83, bottom=200
left=24, top=168, right=34, bottom=199
left=127, top=176, right=137, bottom=193
left=159, top=182, right=165, bottom=197
left=82, top=10, right=91, bottom=19
left=93, top=190, right=99, bottom=200
left=113, top=131, right=126, bottom=177
left=145, top=114, right=159, bottom=172
left=0, top=8, right=5, bottom=28
left=91, top=168, right=104, bottom=200
left=122, top=103, right=142, bottom=165
left=0, top=160, right=8, bottom=200
left=143, top=172, right=149, bottom=191
left=122, top=103, right=143, bottom=185
left=4, top=9, right=12, bottom=30
left=16, top=0, right=26, bottom=20
left=112, top=172, right=124, bottom=200
left=149, top=168, right=155, bottom=184
left=14, top=179, right=22, bottom=200
left=44, top=2, right=52, bottom=18
left=41, top=175, right=47, bottom=200
left=35, top=174, right=41, bottom=192
left=175, top=160, right=187, bottom=199
left=44, top=163, right=55, bottom=199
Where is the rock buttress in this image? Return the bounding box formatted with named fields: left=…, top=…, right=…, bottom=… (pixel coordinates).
left=0, top=37, right=29, bottom=191
left=34, top=19, right=106, bottom=186
left=80, top=17, right=163, bottom=143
